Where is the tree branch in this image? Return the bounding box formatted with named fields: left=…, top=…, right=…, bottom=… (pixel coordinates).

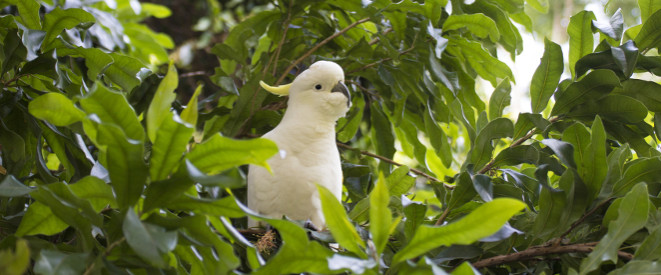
left=554, top=197, right=615, bottom=246
left=336, top=142, right=454, bottom=189
left=275, top=17, right=371, bottom=85
left=471, top=242, right=633, bottom=269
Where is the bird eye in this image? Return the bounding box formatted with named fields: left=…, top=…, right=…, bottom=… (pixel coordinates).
left=314, top=84, right=322, bottom=90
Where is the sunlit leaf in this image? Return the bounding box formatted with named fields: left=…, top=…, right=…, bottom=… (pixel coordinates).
left=392, top=198, right=525, bottom=264
left=15, top=202, right=68, bottom=236
left=442, top=13, right=500, bottom=42
left=568, top=10, right=596, bottom=78
left=488, top=78, right=511, bottom=120
left=635, top=9, right=661, bottom=51
left=28, top=93, right=85, bottom=126
left=370, top=173, right=394, bottom=256
left=318, top=185, right=366, bottom=258
left=186, top=134, right=277, bottom=174
left=41, top=8, right=95, bottom=51
left=147, top=62, right=178, bottom=142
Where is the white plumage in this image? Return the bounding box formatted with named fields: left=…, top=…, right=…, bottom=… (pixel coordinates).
left=247, top=61, right=351, bottom=230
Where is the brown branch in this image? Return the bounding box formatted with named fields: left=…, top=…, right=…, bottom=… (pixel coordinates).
left=83, top=237, right=126, bottom=275
left=347, top=35, right=418, bottom=75
left=275, top=17, right=371, bottom=85
left=471, top=242, right=633, bottom=269
left=434, top=206, right=451, bottom=226
left=337, top=142, right=454, bottom=189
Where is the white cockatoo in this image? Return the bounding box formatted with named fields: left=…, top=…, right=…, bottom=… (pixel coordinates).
left=247, top=61, right=351, bottom=230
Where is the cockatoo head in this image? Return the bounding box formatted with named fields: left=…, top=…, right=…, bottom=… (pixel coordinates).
left=260, top=61, right=351, bottom=120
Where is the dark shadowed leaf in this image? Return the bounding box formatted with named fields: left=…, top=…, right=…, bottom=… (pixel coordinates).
left=0, top=175, right=34, bottom=197
left=541, top=139, right=576, bottom=168
left=123, top=208, right=177, bottom=268
left=33, top=250, right=87, bottom=275
left=551, top=70, right=621, bottom=116
left=470, top=118, right=513, bottom=170
left=635, top=9, right=661, bottom=51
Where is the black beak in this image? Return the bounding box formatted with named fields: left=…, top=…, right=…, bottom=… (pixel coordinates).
left=331, top=81, right=351, bottom=107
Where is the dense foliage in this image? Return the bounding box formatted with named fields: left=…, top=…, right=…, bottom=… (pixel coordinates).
left=2, top=0, right=661, bottom=274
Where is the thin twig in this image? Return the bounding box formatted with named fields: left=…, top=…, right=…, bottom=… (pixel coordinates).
left=271, top=0, right=293, bottom=76
left=434, top=206, right=451, bottom=226
left=477, top=116, right=561, bottom=175
left=347, top=36, right=417, bottom=75
left=180, top=71, right=210, bottom=78
left=471, top=242, right=633, bottom=269
left=553, top=197, right=615, bottom=246
left=275, top=17, right=371, bottom=85
left=336, top=142, right=453, bottom=189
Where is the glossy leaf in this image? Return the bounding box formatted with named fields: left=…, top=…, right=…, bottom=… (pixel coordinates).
left=370, top=173, right=397, bottom=257
left=442, top=13, right=500, bottom=42
left=635, top=9, right=661, bottom=51
left=147, top=62, right=178, bottom=142
left=104, top=53, right=149, bottom=91
left=33, top=250, right=87, bottom=275
left=123, top=208, right=177, bottom=268
left=80, top=83, right=145, bottom=142
left=579, top=183, right=649, bottom=274
left=15, top=202, right=68, bottom=236
left=592, top=9, right=624, bottom=41
left=551, top=70, right=621, bottom=116
left=149, top=112, right=194, bottom=181
left=568, top=10, right=596, bottom=78
left=318, top=185, right=366, bottom=258
left=470, top=117, right=514, bottom=170
left=575, top=41, right=639, bottom=79
left=392, top=198, right=525, bottom=264
left=530, top=38, right=563, bottom=113
left=0, top=175, right=33, bottom=197
left=41, top=8, right=95, bottom=51
left=28, top=93, right=85, bottom=126
left=186, top=134, right=277, bottom=174
left=488, top=79, right=511, bottom=120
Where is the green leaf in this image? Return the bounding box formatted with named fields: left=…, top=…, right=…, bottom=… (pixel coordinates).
left=513, top=113, right=549, bottom=140
left=612, top=157, right=661, bottom=196
left=15, top=202, right=68, bottom=236
left=392, top=198, right=525, bottom=264
left=169, top=195, right=244, bottom=218
left=5, top=0, right=41, bottom=29
left=442, top=13, right=500, bottom=42
left=527, top=0, right=549, bottom=13
left=550, top=70, right=621, bottom=116
left=41, top=8, right=95, bottom=51
left=56, top=46, right=114, bottom=81
left=147, top=62, right=178, bottom=142
left=123, top=208, right=177, bottom=268
left=149, top=112, right=194, bottom=181
left=95, top=123, right=147, bottom=208
left=568, top=10, right=596, bottom=78
left=386, top=165, right=415, bottom=196
left=575, top=41, right=639, bottom=79
left=0, top=239, right=30, bottom=275
left=616, top=79, right=661, bottom=112
left=80, top=82, right=145, bottom=142
left=530, top=38, right=563, bottom=113
left=1, top=31, right=27, bottom=77
left=28, top=93, right=86, bottom=126
left=491, top=145, right=539, bottom=167
left=635, top=225, right=661, bottom=260
left=579, top=183, right=649, bottom=274
left=318, top=185, right=366, bottom=258
left=181, top=84, right=202, bottom=126
left=104, top=53, right=149, bottom=91
left=635, top=9, right=661, bottom=52
left=370, top=102, right=395, bottom=169
left=610, top=260, right=661, bottom=275
left=424, top=106, right=452, bottom=167
left=447, top=38, right=514, bottom=87
left=592, top=9, right=623, bottom=41
left=531, top=186, right=566, bottom=237
left=69, top=176, right=117, bottom=212
left=470, top=117, right=513, bottom=170
left=252, top=219, right=335, bottom=275
left=0, top=175, right=34, bottom=197
left=337, top=98, right=364, bottom=143
left=639, top=0, right=661, bottom=23
left=186, top=134, right=277, bottom=174
left=33, top=250, right=87, bottom=275
left=370, top=173, right=394, bottom=256
left=541, top=139, right=576, bottom=168
left=568, top=94, right=648, bottom=124
left=447, top=172, right=477, bottom=210
left=488, top=79, right=511, bottom=120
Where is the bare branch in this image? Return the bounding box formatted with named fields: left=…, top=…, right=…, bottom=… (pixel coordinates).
left=471, top=242, right=633, bottom=269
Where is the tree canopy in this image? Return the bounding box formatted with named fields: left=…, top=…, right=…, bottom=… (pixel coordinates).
left=2, top=0, right=661, bottom=274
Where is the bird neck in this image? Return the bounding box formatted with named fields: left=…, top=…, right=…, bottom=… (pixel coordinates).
left=278, top=103, right=338, bottom=136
